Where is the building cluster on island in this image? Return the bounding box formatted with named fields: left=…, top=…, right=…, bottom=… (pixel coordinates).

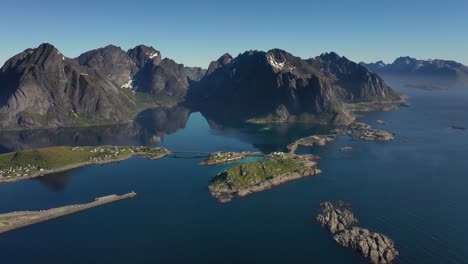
left=200, top=151, right=262, bottom=165
left=0, top=164, right=44, bottom=179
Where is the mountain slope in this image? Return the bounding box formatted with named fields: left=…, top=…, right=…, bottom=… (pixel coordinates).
left=0, top=43, right=140, bottom=129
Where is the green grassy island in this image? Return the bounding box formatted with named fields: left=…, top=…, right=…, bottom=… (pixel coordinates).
left=209, top=152, right=321, bottom=202
left=0, top=146, right=171, bottom=183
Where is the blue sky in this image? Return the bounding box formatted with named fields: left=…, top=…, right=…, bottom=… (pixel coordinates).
left=1, top=0, right=467, bottom=67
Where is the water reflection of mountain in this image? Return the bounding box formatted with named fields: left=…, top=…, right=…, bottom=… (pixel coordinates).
left=201, top=110, right=332, bottom=153
left=34, top=171, right=73, bottom=192
left=0, top=106, right=190, bottom=153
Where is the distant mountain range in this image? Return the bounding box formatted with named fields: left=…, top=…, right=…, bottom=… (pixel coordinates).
left=188, top=50, right=403, bottom=124
left=360, top=57, right=468, bottom=90
left=0, top=43, right=404, bottom=129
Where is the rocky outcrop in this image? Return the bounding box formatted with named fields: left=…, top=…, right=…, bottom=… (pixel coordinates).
left=316, top=201, right=398, bottom=264
left=316, top=201, right=357, bottom=233
left=334, top=227, right=398, bottom=264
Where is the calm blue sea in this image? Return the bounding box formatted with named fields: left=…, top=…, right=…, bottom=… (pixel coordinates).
left=0, top=85, right=467, bottom=263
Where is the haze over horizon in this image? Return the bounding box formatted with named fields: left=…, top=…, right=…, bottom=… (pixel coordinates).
left=1, top=0, right=467, bottom=68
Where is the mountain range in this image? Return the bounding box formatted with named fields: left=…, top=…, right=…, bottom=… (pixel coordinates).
left=360, top=57, right=468, bottom=90
left=188, top=50, right=403, bottom=124
left=0, top=43, right=404, bottom=129
left=0, top=43, right=202, bottom=129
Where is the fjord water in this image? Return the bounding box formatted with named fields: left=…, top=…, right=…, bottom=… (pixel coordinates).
left=0, top=87, right=467, bottom=263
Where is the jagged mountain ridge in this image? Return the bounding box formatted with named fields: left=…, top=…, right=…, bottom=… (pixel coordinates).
left=188, top=49, right=401, bottom=124
left=0, top=43, right=200, bottom=129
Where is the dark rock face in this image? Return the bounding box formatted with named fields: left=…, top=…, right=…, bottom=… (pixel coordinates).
left=360, top=57, right=468, bottom=89
left=184, top=66, right=206, bottom=81
left=127, top=45, right=161, bottom=69
left=316, top=201, right=399, bottom=264
left=0, top=43, right=138, bottom=129
left=188, top=49, right=401, bottom=124
left=76, top=45, right=137, bottom=87
left=311, top=52, right=400, bottom=102
left=134, top=58, right=188, bottom=97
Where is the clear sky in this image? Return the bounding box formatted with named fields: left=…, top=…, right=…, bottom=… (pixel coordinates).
left=1, top=0, right=467, bottom=68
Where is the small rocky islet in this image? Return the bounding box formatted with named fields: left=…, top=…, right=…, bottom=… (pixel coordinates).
left=287, top=135, right=336, bottom=153
left=332, top=122, right=395, bottom=142
left=317, top=201, right=398, bottom=264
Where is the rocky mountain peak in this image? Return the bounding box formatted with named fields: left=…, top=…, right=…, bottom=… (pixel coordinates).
left=127, top=45, right=161, bottom=68
left=206, top=53, right=233, bottom=75
left=319, top=52, right=343, bottom=63
left=393, top=56, right=417, bottom=65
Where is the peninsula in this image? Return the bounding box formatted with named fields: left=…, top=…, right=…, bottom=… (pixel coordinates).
left=0, top=146, right=171, bottom=183
left=209, top=152, right=321, bottom=202
left=0, top=192, right=136, bottom=235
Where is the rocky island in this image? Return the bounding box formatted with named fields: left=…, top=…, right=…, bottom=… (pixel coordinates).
left=0, top=192, right=136, bottom=235
left=287, top=135, right=336, bottom=154
left=209, top=152, right=321, bottom=202
left=317, top=201, right=398, bottom=264
left=200, top=151, right=262, bottom=165
left=0, top=145, right=171, bottom=183
left=332, top=122, right=395, bottom=142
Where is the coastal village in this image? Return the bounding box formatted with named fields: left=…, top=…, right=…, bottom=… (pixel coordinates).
left=0, top=145, right=169, bottom=181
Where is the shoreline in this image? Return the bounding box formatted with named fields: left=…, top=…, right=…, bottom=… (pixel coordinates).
left=0, top=192, right=136, bottom=235
left=0, top=149, right=169, bottom=184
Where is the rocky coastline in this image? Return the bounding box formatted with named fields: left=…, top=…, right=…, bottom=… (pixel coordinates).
left=316, top=201, right=398, bottom=264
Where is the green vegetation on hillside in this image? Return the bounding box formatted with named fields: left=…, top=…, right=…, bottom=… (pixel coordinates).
left=0, top=146, right=169, bottom=180
left=210, top=153, right=313, bottom=190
